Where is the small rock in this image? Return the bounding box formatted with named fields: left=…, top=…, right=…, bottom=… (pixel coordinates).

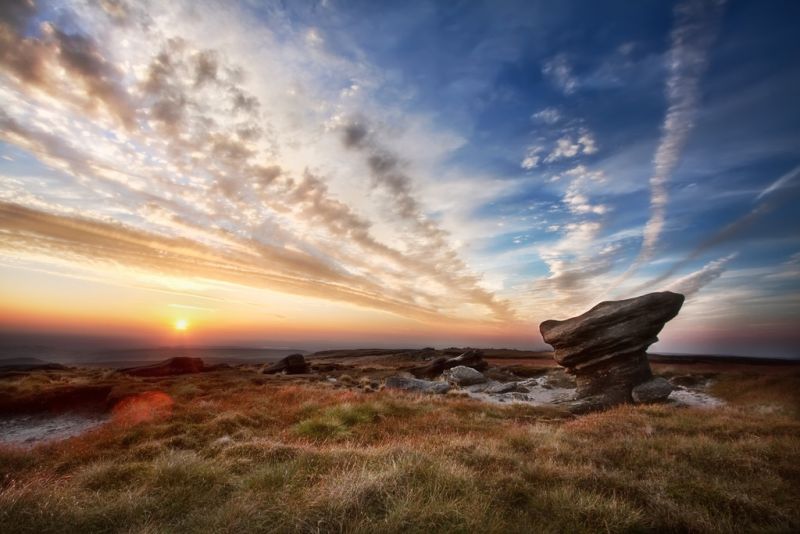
left=485, top=382, right=520, bottom=394
left=443, top=366, right=487, bottom=386
left=464, top=382, right=490, bottom=393
left=263, top=354, right=310, bottom=375
left=409, top=349, right=488, bottom=379
left=385, top=376, right=450, bottom=394
left=632, top=377, right=673, bottom=403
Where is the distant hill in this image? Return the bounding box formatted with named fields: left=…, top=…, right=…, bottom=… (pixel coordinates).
left=0, top=345, right=307, bottom=368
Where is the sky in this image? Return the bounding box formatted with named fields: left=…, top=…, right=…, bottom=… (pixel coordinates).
left=0, top=0, right=798, bottom=357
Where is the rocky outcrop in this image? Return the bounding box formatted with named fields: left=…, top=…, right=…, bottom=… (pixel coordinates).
left=385, top=376, right=450, bottom=394
left=539, top=291, right=684, bottom=411
left=409, top=349, right=487, bottom=379
left=632, top=377, right=673, bottom=403
left=443, top=366, right=487, bottom=386
left=121, top=357, right=205, bottom=377
left=262, top=354, right=310, bottom=375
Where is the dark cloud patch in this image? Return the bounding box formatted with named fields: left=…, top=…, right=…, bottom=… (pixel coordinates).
left=231, top=88, right=258, bottom=113
left=253, top=165, right=282, bottom=186
left=0, top=1, right=48, bottom=86
left=192, top=49, right=218, bottom=87
left=50, top=27, right=135, bottom=126
left=0, top=3, right=135, bottom=128
left=0, top=0, right=35, bottom=29
left=341, top=121, right=368, bottom=148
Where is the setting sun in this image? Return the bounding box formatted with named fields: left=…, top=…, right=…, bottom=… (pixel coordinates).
left=174, top=319, right=188, bottom=331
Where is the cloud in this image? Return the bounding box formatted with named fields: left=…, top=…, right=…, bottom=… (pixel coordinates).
left=338, top=118, right=516, bottom=321
left=0, top=0, right=516, bottom=326
left=755, top=163, right=800, bottom=201
left=542, top=54, right=578, bottom=95
left=544, top=131, right=597, bottom=163
left=668, top=253, right=736, bottom=297
left=0, top=4, right=136, bottom=128
left=631, top=164, right=798, bottom=295
left=0, top=201, right=452, bottom=323
left=531, top=107, right=561, bottom=125
left=521, top=145, right=543, bottom=170
left=619, top=0, right=726, bottom=281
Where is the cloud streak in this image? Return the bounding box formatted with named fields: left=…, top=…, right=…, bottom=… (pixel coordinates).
left=619, top=0, right=725, bottom=282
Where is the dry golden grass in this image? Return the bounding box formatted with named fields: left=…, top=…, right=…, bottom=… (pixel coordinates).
left=0, top=369, right=799, bottom=533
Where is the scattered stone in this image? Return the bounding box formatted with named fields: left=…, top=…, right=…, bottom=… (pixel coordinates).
left=463, top=382, right=491, bottom=393
left=542, top=369, right=576, bottom=389
left=409, top=349, right=488, bottom=379
left=443, top=365, right=487, bottom=386
left=121, top=357, right=205, bottom=377
left=540, top=291, right=684, bottom=411
left=632, top=377, right=674, bottom=403
left=262, top=354, right=310, bottom=375
left=385, top=376, right=450, bottom=394
left=485, top=382, right=521, bottom=394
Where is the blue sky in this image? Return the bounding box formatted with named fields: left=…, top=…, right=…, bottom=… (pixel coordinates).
left=0, top=0, right=798, bottom=356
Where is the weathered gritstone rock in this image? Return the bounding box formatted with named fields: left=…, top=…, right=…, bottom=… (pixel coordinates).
left=539, top=291, right=684, bottom=411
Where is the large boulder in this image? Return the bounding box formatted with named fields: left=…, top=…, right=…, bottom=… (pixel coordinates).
left=385, top=376, right=450, bottom=394
left=539, top=291, right=684, bottom=410
left=121, top=357, right=204, bottom=377
left=443, top=365, right=487, bottom=386
left=262, top=353, right=310, bottom=375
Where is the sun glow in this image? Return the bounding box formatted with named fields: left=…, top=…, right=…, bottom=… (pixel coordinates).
left=174, top=319, right=189, bottom=331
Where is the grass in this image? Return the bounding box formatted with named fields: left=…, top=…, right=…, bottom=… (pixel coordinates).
left=0, top=368, right=798, bottom=533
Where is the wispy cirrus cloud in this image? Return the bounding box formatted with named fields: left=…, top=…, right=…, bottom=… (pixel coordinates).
left=618, top=0, right=726, bottom=283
